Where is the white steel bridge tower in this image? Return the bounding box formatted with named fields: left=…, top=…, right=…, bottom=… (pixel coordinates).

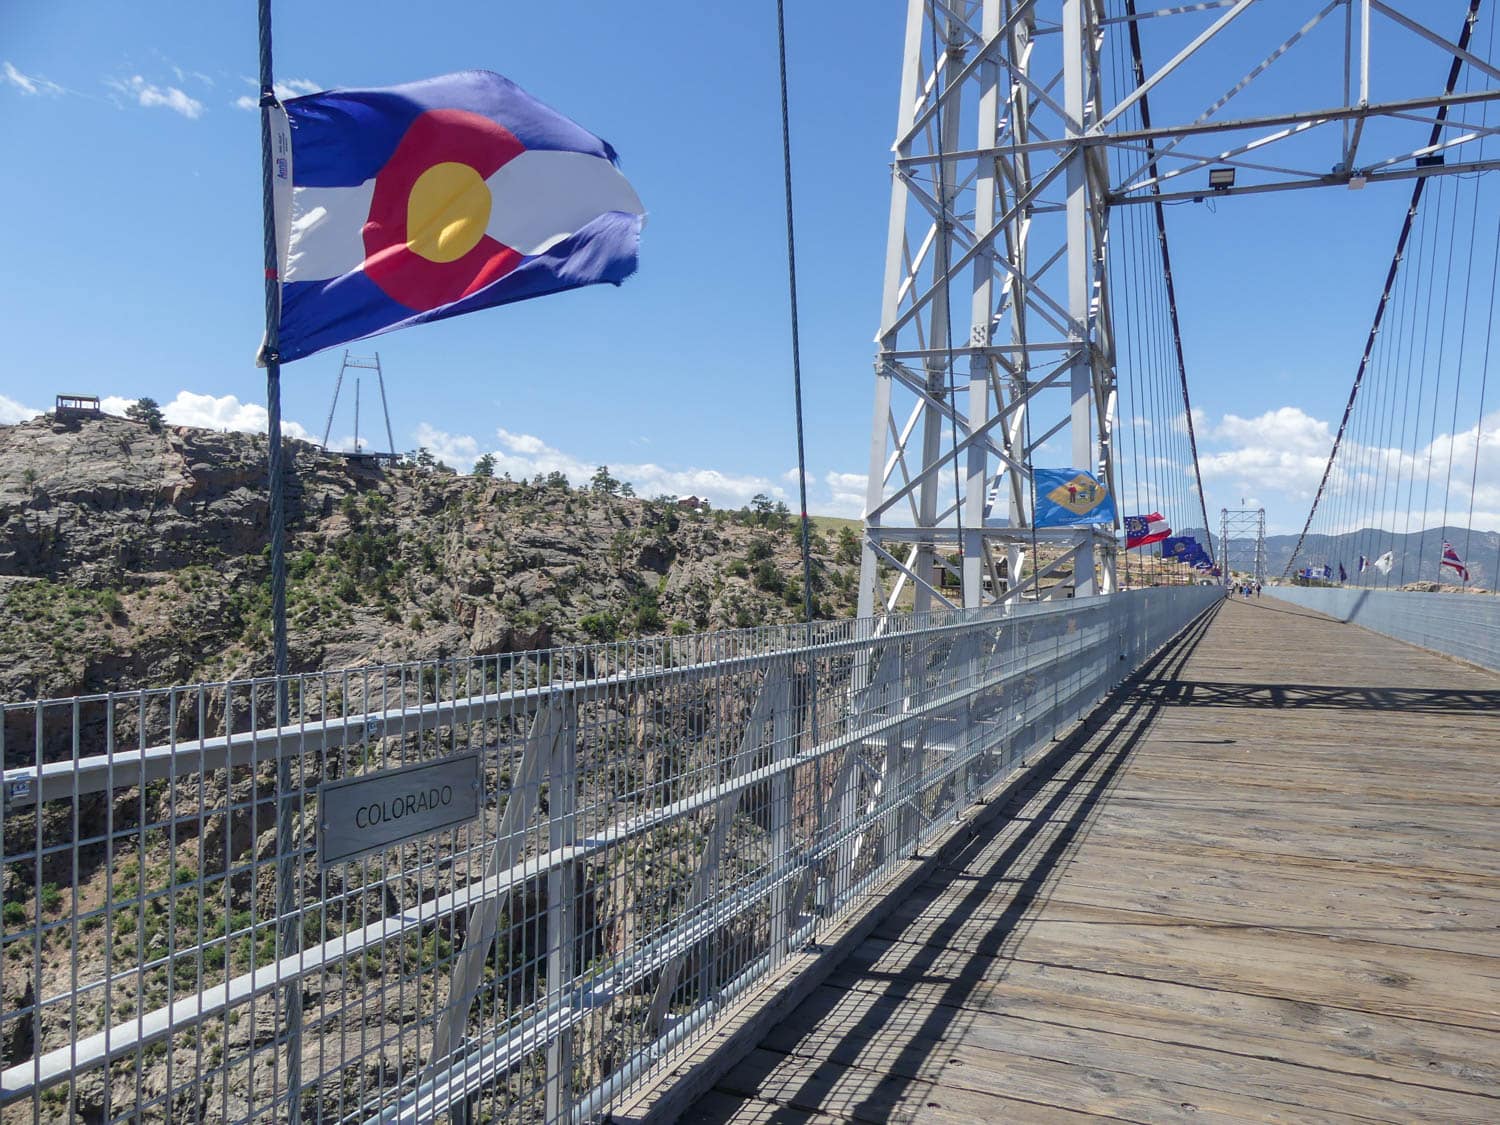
left=858, top=0, right=1500, bottom=616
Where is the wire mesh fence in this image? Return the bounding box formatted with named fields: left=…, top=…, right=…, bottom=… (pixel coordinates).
left=0, top=585, right=1219, bottom=1123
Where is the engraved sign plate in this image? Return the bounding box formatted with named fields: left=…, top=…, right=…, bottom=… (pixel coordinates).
left=318, top=752, right=482, bottom=867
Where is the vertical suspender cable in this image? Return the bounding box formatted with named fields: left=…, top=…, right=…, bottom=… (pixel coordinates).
left=1468, top=206, right=1500, bottom=580
left=1430, top=139, right=1482, bottom=569
left=1387, top=196, right=1438, bottom=587
left=1401, top=166, right=1457, bottom=582
left=1443, top=12, right=1494, bottom=577
left=1285, top=0, right=1484, bottom=577
left=1396, top=168, right=1452, bottom=583
left=774, top=0, right=816, bottom=627
left=1125, top=0, right=1215, bottom=566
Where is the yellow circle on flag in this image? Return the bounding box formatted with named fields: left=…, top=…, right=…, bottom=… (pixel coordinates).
left=406, top=162, right=492, bottom=263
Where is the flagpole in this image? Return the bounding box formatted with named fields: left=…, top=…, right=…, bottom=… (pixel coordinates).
left=257, top=0, right=302, bottom=1116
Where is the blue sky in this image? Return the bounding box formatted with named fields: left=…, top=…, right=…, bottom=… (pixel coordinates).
left=2, top=1, right=1494, bottom=533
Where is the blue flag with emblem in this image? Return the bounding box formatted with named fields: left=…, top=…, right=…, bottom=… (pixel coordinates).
left=1162, top=536, right=1210, bottom=568
left=1031, top=468, right=1116, bottom=528
left=264, top=70, right=645, bottom=364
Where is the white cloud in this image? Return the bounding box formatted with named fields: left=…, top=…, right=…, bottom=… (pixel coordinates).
left=0, top=395, right=42, bottom=424
left=1212, top=406, right=1332, bottom=456
left=110, top=75, right=204, bottom=119
left=3, top=61, right=66, bottom=97
left=171, top=66, right=213, bottom=88
left=1172, top=407, right=1208, bottom=436
left=1192, top=406, right=1338, bottom=519
left=497, top=429, right=547, bottom=456
left=100, top=391, right=311, bottom=441
left=1177, top=402, right=1500, bottom=535
left=413, top=422, right=480, bottom=469
left=413, top=423, right=798, bottom=509
left=233, top=77, right=320, bottom=110
left=824, top=471, right=867, bottom=518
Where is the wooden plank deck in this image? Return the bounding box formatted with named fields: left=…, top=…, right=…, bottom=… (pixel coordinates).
left=681, top=596, right=1500, bottom=1123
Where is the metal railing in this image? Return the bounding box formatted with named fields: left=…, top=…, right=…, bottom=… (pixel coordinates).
left=0, top=586, right=1220, bottom=1123
left=1265, top=585, right=1500, bottom=671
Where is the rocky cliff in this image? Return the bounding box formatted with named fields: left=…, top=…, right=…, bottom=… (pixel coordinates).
left=0, top=412, right=860, bottom=702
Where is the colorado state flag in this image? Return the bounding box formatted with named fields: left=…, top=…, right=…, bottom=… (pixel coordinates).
left=264, top=70, right=644, bottom=363
left=1032, top=468, right=1117, bottom=528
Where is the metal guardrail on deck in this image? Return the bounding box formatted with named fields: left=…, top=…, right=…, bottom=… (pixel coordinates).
left=0, top=586, right=1219, bottom=1123
left=1265, top=585, right=1500, bottom=672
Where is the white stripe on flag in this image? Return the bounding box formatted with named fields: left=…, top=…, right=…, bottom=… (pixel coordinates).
left=484, top=150, right=644, bottom=255
left=285, top=180, right=376, bottom=283
left=283, top=151, right=643, bottom=283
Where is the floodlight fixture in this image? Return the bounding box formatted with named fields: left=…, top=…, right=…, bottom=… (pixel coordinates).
left=1208, top=167, right=1236, bottom=190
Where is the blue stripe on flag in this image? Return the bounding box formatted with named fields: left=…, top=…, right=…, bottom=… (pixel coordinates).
left=285, top=70, right=619, bottom=188
left=278, top=211, right=642, bottom=362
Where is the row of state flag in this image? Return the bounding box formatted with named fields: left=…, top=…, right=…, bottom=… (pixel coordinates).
left=1123, top=512, right=1216, bottom=572
left=1299, top=541, right=1471, bottom=583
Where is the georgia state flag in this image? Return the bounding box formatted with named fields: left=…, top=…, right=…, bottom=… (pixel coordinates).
left=1123, top=512, right=1170, bottom=550
left=265, top=70, right=644, bottom=363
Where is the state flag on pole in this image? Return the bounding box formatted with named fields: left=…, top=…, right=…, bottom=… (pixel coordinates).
left=1338, top=561, right=1347, bottom=583
left=1440, top=540, right=1470, bottom=582
left=1124, top=512, right=1171, bottom=550
left=1358, top=554, right=1368, bottom=573
left=263, top=70, right=644, bottom=363
left=1373, top=550, right=1394, bottom=574
left=1032, top=468, right=1117, bottom=528
left=1162, top=536, right=1210, bottom=568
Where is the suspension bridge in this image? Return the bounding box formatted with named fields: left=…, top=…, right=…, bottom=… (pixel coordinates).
left=3, top=2, right=1499, bottom=1122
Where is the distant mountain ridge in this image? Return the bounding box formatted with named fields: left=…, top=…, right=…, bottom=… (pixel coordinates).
left=1176, top=525, right=1498, bottom=587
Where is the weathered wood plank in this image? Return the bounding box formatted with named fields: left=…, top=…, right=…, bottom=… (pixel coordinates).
left=762, top=983, right=1500, bottom=1121
left=678, top=1090, right=859, bottom=1124
left=711, top=1047, right=1104, bottom=1124
left=823, top=957, right=1500, bottom=1099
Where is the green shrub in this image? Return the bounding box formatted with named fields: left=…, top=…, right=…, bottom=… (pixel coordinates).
left=579, top=612, right=619, bottom=642
left=753, top=561, right=785, bottom=594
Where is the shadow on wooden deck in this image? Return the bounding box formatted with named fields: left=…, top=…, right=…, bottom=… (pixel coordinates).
left=684, top=601, right=1224, bottom=1124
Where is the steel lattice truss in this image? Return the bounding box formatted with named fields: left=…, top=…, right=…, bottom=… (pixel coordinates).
left=1220, top=506, right=1268, bottom=585
left=859, top=0, right=1500, bottom=616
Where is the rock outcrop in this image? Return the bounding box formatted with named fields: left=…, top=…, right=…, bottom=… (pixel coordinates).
left=0, top=412, right=860, bottom=702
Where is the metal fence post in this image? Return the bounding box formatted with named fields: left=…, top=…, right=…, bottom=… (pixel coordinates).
left=428, top=700, right=560, bottom=1078
left=768, top=666, right=795, bottom=956
left=545, top=698, right=579, bottom=1123
left=272, top=676, right=303, bottom=1121
left=644, top=662, right=788, bottom=1035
